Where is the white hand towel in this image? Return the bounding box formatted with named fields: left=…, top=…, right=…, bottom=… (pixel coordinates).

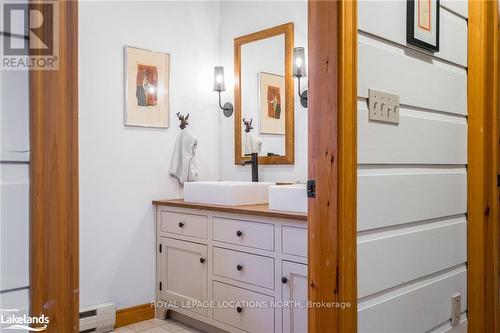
left=243, top=132, right=262, bottom=155
left=169, top=130, right=198, bottom=184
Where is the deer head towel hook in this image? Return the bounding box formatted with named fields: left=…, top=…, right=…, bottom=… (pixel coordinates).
left=177, top=112, right=189, bottom=130
left=243, top=118, right=253, bottom=133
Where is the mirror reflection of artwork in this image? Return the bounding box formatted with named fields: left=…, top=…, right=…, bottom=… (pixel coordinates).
left=136, top=65, right=158, bottom=107
left=125, top=46, right=170, bottom=128
left=267, top=86, right=281, bottom=119
left=259, top=72, right=285, bottom=135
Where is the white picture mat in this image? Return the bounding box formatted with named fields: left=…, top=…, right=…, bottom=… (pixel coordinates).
left=413, top=0, right=438, bottom=46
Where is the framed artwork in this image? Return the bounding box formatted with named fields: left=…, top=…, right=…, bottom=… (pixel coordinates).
left=125, top=46, right=170, bottom=128
left=407, top=0, right=440, bottom=52
left=259, top=72, right=285, bottom=135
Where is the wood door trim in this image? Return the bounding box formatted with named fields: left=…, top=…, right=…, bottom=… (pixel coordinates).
left=467, top=1, right=500, bottom=331
left=308, top=1, right=357, bottom=332
left=115, top=303, right=155, bottom=328
left=29, top=1, right=79, bottom=332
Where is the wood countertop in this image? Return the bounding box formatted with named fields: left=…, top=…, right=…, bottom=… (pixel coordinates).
left=153, top=199, right=307, bottom=221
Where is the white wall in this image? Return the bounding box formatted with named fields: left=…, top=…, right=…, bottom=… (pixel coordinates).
left=217, top=1, right=308, bottom=183
left=79, top=1, right=221, bottom=309
left=357, top=1, right=468, bottom=332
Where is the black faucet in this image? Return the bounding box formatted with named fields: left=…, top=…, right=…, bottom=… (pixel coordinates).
left=241, top=152, right=259, bottom=182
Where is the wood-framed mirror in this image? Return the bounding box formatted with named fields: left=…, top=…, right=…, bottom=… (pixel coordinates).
left=234, top=22, right=294, bottom=165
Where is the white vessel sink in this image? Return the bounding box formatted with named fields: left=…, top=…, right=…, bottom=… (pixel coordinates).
left=184, top=181, right=274, bottom=206
left=268, top=184, right=308, bottom=213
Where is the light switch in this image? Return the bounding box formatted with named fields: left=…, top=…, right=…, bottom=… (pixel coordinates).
left=368, top=89, right=400, bottom=124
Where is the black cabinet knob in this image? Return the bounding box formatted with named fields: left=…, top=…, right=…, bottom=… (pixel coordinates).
left=236, top=230, right=243, bottom=237
left=236, top=306, right=243, bottom=313
left=281, top=277, right=288, bottom=284
left=178, top=222, right=184, bottom=228
left=200, top=258, right=206, bottom=263
left=236, top=264, right=243, bottom=271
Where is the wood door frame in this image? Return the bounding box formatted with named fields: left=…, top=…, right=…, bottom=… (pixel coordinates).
left=29, top=1, right=79, bottom=332
left=467, top=1, right=500, bottom=331
left=467, top=1, right=499, bottom=332
left=308, top=1, right=357, bottom=332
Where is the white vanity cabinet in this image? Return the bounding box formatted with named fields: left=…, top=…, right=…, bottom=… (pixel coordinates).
left=154, top=201, right=308, bottom=333
left=159, top=237, right=209, bottom=316
left=282, top=261, right=308, bottom=333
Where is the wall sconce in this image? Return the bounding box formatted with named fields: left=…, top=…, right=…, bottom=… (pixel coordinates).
left=293, top=47, right=308, bottom=108
left=213, top=66, right=233, bottom=117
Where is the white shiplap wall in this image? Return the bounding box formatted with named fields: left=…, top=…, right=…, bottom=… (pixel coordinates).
left=357, top=1, right=468, bottom=332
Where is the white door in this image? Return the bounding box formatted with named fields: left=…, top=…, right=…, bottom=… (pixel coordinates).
left=160, top=237, right=208, bottom=316
left=282, top=261, right=307, bottom=333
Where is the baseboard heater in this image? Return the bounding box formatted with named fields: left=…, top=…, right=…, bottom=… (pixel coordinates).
left=79, top=302, right=115, bottom=333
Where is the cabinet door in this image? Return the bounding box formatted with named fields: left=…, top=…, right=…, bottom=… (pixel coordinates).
left=160, top=237, right=208, bottom=316
left=282, top=261, right=307, bottom=333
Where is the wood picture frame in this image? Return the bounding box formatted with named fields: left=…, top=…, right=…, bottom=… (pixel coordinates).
left=234, top=22, right=294, bottom=165
left=407, top=0, right=440, bottom=52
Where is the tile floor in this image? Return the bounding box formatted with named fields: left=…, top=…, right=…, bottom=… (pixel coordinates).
left=112, top=318, right=204, bottom=333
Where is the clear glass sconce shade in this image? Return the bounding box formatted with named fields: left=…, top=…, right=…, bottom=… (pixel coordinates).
left=213, top=66, right=226, bottom=92
left=293, top=47, right=306, bottom=77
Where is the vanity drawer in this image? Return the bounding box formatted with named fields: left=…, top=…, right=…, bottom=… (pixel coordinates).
left=282, top=226, right=307, bottom=258
left=213, top=281, right=274, bottom=333
left=213, top=247, right=275, bottom=289
left=161, top=211, right=208, bottom=239
left=213, top=217, right=274, bottom=251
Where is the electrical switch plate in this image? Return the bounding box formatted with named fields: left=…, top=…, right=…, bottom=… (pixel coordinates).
left=451, top=293, right=461, bottom=326
left=368, top=89, right=400, bottom=124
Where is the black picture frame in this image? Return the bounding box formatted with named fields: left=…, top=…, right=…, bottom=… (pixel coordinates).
left=407, top=0, right=440, bottom=52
